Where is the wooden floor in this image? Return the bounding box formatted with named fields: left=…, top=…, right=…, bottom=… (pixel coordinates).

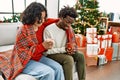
left=0, top=61, right=120, bottom=80
left=74, top=60, right=120, bottom=80
left=86, top=60, right=120, bottom=80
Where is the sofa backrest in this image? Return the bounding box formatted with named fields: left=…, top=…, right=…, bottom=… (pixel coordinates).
left=0, top=23, right=22, bottom=46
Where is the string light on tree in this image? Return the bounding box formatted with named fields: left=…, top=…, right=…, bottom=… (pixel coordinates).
left=72, top=0, right=103, bottom=35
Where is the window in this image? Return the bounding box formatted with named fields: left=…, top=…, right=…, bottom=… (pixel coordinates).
left=0, top=0, right=12, bottom=20
left=14, top=0, right=25, bottom=13
left=0, top=0, right=46, bottom=21
left=26, top=0, right=45, bottom=7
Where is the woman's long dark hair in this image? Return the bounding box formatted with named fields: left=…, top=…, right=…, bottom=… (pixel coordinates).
left=21, top=2, right=47, bottom=25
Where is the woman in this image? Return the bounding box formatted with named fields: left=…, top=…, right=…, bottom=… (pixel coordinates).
left=0, top=2, right=64, bottom=80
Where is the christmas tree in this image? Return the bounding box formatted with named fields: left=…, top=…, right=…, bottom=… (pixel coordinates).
left=72, top=0, right=103, bottom=35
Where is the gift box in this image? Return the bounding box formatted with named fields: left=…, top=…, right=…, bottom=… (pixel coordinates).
left=112, top=43, right=120, bottom=60
left=112, top=32, right=119, bottom=43
left=98, top=34, right=112, bottom=48
left=105, top=47, right=113, bottom=61
left=111, top=27, right=120, bottom=42
left=98, top=47, right=113, bottom=61
left=75, top=34, right=86, bottom=48
left=87, top=37, right=98, bottom=44
left=86, top=28, right=97, bottom=44
left=86, top=44, right=98, bottom=56
left=97, top=55, right=107, bottom=66
left=98, top=48, right=105, bottom=55
left=106, top=34, right=112, bottom=48
left=86, top=55, right=98, bottom=66
left=97, top=35, right=107, bottom=48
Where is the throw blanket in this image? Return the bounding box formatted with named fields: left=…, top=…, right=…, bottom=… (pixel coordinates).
left=0, top=18, right=60, bottom=80
left=0, top=25, right=38, bottom=80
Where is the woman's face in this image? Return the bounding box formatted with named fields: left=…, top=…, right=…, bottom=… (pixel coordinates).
left=34, top=11, right=46, bottom=27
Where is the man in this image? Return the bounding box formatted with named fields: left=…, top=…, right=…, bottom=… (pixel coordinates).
left=43, top=6, right=86, bottom=80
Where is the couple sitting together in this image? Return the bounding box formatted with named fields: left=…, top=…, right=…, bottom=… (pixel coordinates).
left=0, top=2, right=86, bottom=80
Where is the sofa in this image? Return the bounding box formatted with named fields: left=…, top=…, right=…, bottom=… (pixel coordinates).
left=0, top=23, right=80, bottom=80
left=0, top=23, right=36, bottom=80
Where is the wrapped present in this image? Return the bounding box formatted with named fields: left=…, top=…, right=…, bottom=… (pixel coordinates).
left=86, top=55, right=98, bottom=66
left=97, top=55, right=107, bottom=66
left=75, top=34, right=86, bottom=48
left=98, top=48, right=105, bottom=55
left=86, top=28, right=97, bottom=34
left=112, top=43, right=120, bottom=60
left=97, top=35, right=107, bottom=48
left=112, top=32, right=119, bottom=43
left=111, top=27, right=120, bottom=42
left=98, top=34, right=112, bottom=48
left=86, top=28, right=97, bottom=44
left=105, top=47, right=113, bottom=61
left=106, top=34, right=112, bottom=48
left=86, top=44, right=98, bottom=56
left=98, top=47, right=113, bottom=61
left=87, top=37, right=98, bottom=44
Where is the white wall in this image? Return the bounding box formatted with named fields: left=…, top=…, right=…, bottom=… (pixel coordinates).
left=59, top=0, right=77, bottom=10
left=98, top=0, right=120, bottom=13
left=47, top=0, right=58, bottom=18
left=47, top=0, right=77, bottom=18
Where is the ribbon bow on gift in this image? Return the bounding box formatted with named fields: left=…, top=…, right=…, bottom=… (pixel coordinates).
left=98, top=35, right=104, bottom=48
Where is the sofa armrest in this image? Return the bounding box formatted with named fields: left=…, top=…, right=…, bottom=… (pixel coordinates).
left=14, top=74, right=37, bottom=80
left=0, top=23, right=22, bottom=46
left=0, top=45, right=14, bottom=52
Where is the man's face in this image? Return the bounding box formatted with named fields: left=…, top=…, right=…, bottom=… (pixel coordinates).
left=61, top=16, right=75, bottom=30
